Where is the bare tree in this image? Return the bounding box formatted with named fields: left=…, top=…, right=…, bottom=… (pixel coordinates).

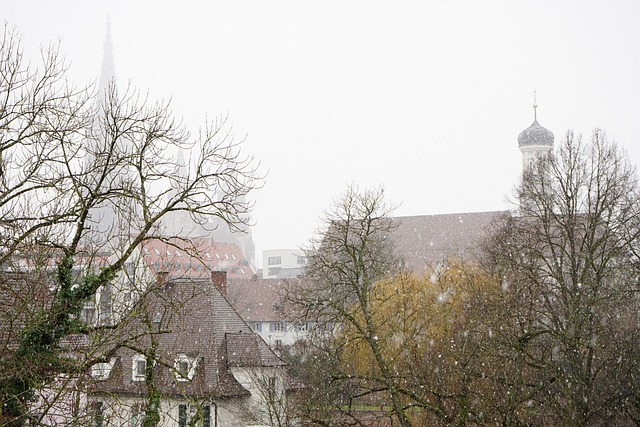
left=286, top=185, right=418, bottom=426
left=0, top=25, right=260, bottom=426
left=483, top=129, right=640, bottom=426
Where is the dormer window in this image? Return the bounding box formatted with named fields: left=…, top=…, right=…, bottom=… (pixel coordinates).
left=91, top=358, right=117, bottom=380
left=178, top=360, right=189, bottom=377
left=174, top=354, right=198, bottom=381
left=132, top=354, right=147, bottom=381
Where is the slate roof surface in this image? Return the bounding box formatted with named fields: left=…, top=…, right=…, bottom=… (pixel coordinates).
left=227, top=278, right=301, bottom=323
left=391, top=211, right=506, bottom=275
left=0, top=272, right=52, bottom=353
left=227, top=212, right=506, bottom=323
left=90, top=275, right=284, bottom=399
left=226, top=332, right=285, bottom=368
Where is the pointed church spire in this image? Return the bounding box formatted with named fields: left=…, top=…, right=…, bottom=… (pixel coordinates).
left=98, top=16, right=116, bottom=97
left=85, top=18, right=121, bottom=248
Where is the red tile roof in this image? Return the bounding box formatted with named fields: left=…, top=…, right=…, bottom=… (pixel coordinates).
left=227, top=278, right=300, bottom=322
left=141, top=237, right=255, bottom=281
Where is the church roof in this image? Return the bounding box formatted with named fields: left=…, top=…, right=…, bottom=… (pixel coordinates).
left=518, top=96, right=554, bottom=147
left=518, top=119, right=555, bottom=147
left=391, top=211, right=506, bottom=275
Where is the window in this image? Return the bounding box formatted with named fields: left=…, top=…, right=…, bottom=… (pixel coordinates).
left=174, top=354, right=198, bottom=381
left=324, top=322, right=335, bottom=331
left=253, top=322, right=262, bottom=332
left=297, top=255, right=306, bottom=265
left=132, top=355, right=146, bottom=381
left=178, top=404, right=187, bottom=427
left=274, top=339, right=283, bottom=349
left=137, top=360, right=146, bottom=376
left=130, top=403, right=143, bottom=427
left=295, top=322, right=309, bottom=332
left=91, top=401, right=104, bottom=427
left=268, top=256, right=282, bottom=265
left=178, top=404, right=211, bottom=427
left=91, top=358, right=116, bottom=380
left=81, top=303, right=96, bottom=325
left=178, top=360, right=189, bottom=378
left=99, top=284, right=112, bottom=326
left=203, top=405, right=211, bottom=427
left=271, top=321, right=283, bottom=332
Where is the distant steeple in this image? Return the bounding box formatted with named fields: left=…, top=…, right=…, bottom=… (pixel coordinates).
left=518, top=92, right=554, bottom=172
left=86, top=17, right=121, bottom=248
left=98, top=16, right=116, bottom=97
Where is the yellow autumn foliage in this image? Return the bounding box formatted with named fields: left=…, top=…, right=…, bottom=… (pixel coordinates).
left=337, top=258, right=497, bottom=381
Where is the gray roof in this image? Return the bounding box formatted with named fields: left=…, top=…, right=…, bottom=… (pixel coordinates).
left=227, top=212, right=506, bottom=324
left=518, top=119, right=554, bottom=146
left=227, top=277, right=296, bottom=322
left=0, top=272, right=52, bottom=354
left=90, top=276, right=285, bottom=399
left=391, top=211, right=506, bottom=274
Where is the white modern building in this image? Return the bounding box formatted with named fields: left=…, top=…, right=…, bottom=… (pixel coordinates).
left=262, top=249, right=305, bottom=279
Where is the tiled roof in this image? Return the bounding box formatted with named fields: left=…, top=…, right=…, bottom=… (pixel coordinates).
left=90, top=275, right=285, bottom=399
left=226, top=212, right=505, bottom=323
left=227, top=278, right=300, bottom=322
left=391, top=211, right=506, bottom=275
left=141, top=237, right=255, bottom=281
left=226, top=332, right=283, bottom=367
left=0, top=272, right=52, bottom=353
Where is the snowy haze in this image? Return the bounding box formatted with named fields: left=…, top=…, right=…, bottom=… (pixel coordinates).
left=5, top=1, right=640, bottom=266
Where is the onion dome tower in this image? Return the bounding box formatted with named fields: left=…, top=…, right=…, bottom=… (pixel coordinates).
left=518, top=92, right=554, bottom=172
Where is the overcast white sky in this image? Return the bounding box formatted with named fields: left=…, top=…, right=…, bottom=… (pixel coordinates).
left=5, top=1, right=640, bottom=265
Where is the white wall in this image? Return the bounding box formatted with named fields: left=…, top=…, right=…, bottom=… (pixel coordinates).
left=262, top=249, right=304, bottom=279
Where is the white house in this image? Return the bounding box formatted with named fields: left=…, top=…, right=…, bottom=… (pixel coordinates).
left=86, top=272, right=289, bottom=427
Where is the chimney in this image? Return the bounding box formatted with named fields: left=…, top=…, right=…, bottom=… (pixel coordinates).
left=156, top=271, right=169, bottom=288
left=211, top=270, right=227, bottom=297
